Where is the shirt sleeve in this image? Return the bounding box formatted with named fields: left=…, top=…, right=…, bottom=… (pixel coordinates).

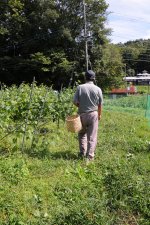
left=73, top=86, right=80, bottom=104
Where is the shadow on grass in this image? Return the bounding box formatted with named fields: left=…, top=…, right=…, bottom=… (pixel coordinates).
left=24, top=148, right=78, bottom=161
left=51, top=150, right=78, bottom=160
left=0, top=148, right=10, bottom=157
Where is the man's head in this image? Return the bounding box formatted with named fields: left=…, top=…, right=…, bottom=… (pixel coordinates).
left=85, top=70, right=95, bottom=81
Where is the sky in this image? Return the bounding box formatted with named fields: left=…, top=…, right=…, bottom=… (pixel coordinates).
left=106, top=0, right=150, bottom=44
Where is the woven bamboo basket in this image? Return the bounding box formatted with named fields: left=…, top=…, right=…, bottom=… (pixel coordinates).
left=66, top=115, right=82, bottom=133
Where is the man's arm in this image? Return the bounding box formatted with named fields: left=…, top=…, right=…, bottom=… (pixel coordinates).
left=73, top=86, right=79, bottom=107
left=98, top=104, right=102, bottom=120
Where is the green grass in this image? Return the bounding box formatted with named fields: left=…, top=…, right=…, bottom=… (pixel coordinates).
left=0, top=110, right=150, bottom=224
left=0, top=86, right=150, bottom=224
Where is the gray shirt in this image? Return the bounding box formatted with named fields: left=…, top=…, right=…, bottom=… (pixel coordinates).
left=73, top=81, right=103, bottom=114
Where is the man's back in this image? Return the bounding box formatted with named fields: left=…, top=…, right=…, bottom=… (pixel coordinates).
left=73, top=81, right=103, bottom=114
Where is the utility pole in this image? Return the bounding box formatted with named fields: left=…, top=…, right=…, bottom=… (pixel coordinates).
left=83, top=0, right=88, bottom=71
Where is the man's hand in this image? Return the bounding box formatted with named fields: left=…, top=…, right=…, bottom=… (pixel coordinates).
left=98, top=115, right=102, bottom=121
left=74, top=102, right=79, bottom=107
left=73, top=101, right=79, bottom=107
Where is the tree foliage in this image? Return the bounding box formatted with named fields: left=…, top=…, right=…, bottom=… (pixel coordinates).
left=0, top=0, right=112, bottom=89
left=94, top=44, right=124, bottom=90
left=0, top=0, right=132, bottom=90
left=118, top=39, right=150, bottom=76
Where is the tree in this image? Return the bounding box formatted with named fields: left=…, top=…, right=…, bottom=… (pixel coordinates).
left=0, top=0, right=111, bottom=89
left=117, top=39, right=150, bottom=75
left=137, top=41, right=150, bottom=73
left=94, top=44, right=124, bottom=90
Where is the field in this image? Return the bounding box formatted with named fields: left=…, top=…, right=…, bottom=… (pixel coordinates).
left=0, top=84, right=150, bottom=225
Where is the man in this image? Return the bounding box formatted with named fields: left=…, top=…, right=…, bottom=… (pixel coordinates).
left=73, top=70, right=103, bottom=162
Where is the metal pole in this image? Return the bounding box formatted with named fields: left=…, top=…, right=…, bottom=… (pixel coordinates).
left=83, top=0, right=88, bottom=71
left=30, top=87, right=49, bottom=149
left=21, top=77, right=35, bottom=153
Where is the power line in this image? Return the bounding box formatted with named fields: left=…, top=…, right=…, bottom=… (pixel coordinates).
left=109, top=12, right=150, bottom=25
left=119, top=45, right=150, bottom=52
left=124, top=59, right=150, bottom=62
left=123, top=53, right=150, bottom=57
left=110, top=34, right=150, bottom=41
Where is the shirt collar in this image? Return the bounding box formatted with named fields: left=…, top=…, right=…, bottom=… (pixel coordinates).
left=86, top=81, right=94, bottom=84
